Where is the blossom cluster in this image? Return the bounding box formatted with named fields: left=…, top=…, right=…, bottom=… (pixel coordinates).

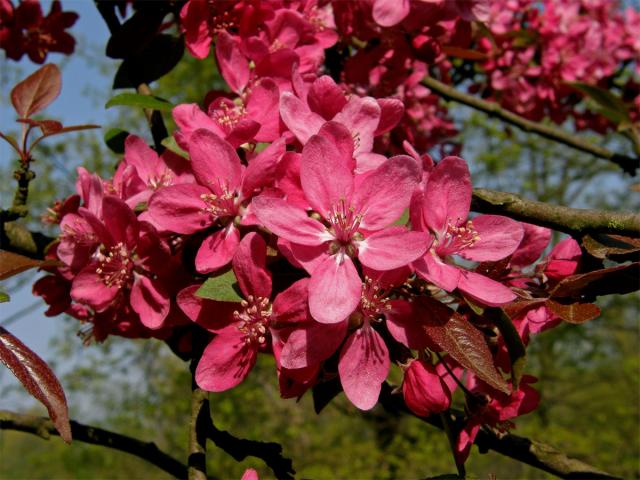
left=31, top=0, right=601, bottom=463
left=477, top=0, right=640, bottom=129
left=0, top=0, right=78, bottom=64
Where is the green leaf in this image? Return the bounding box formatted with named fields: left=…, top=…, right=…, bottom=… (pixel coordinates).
left=568, top=82, right=631, bottom=125
left=105, top=93, right=173, bottom=112
left=196, top=270, right=243, bottom=303
left=393, top=208, right=410, bottom=226
left=161, top=136, right=189, bottom=159
left=104, top=128, right=130, bottom=154
left=0, top=291, right=9, bottom=303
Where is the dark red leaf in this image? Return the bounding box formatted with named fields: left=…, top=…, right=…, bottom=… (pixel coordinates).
left=501, top=298, right=546, bottom=320
left=0, top=251, right=60, bottom=280
left=550, top=262, right=640, bottom=298
left=0, top=131, right=22, bottom=155
left=546, top=299, right=601, bottom=324
left=0, top=327, right=71, bottom=442
left=418, top=298, right=510, bottom=394
left=17, top=118, right=63, bottom=135
left=29, top=124, right=100, bottom=151
left=106, top=8, right=166, bottom=59
left=10, top=64, right=62, bottom=118
left=582, top=233, right=640, bottom=262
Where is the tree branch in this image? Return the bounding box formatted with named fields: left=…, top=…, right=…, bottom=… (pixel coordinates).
left=377, top=384, right=621, bottom=480
left=0, top=409, right=188, bottom=479
left=189, top=363, right=209, bottom=480
left=422, top=75, right=639, bottom=176
left=0, top=222, right=54, bottom=260
left=471, top=188, right=640, bottom=237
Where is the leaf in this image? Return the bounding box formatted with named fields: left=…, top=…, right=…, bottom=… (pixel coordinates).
left=17, top=118, right=63, bottom=135
left=11, top=64, right=62, bottom=118
left=582, top=233, right=640, bottom=262
left=393, top=208, right=409, bottom=226
left=104, top=128, right=130, bottom=154
left=492, top=311, right=526, bottom=389
left=161, top=135, right=189, bottom=159
left=441, top=46, right=488, bottom=61
left=568, top=82, right=631, bottom=125
left=196, top=270, right=243, bottom=302
left=312, top=376, right=343, bottom=414
left=113, top=34, right=185, bottom=89
left=105, top=93, right=174, bottom=112
left=29, top=124, right=100, bottom=151
left=0, top=250, right=42, bottom=280
left=0, top=327, right=72, bottom=442
left=546, top=299, right=601, bottom=324
left=0, top=291, right=9, bottom=303
left=504, top=29, right=539, bottom=48
left=550, top=262, right=640, bottom=298
left=419, top=298, right=510, bottom=394
left=0, top=131, right=21, bottom=155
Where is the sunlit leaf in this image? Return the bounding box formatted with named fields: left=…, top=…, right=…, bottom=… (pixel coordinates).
left=105, top=93, right=173, bottom=112
left=11, top=64, right=62, bottom=118
left=196, top=270, right=243, bottom=303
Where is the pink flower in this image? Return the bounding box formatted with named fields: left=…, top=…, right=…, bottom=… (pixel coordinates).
left=69, top=196, right=172, bottom=330
left=253, top=126, right=427, bottom=324
left=411, top=156, right=523, bottom=306
left=178, top=233, right=309, bottom=392
left=402, top=358, right=453, bottom=417
left=145, top=130, right=285, bottom=273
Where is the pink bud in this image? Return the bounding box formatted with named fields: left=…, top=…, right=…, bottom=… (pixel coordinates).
left=402, top=359, right=451, bottom=417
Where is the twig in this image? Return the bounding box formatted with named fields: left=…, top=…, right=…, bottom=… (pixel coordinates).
left=0, top=409, right=188, bottom=479
left=206, top=420, right=296, bottom=480
left=422, top=75, right=639, bottom=175
left=471, top=188, right=640, bottom=237
left=0, top=222, right=54, bottom=259
left=189, top=362, right=209, bottom=480
left=377, top=383, right=621, bottom=480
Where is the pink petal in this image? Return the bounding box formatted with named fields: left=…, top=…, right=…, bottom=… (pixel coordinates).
left=279, top=91, right=325, bottom=144
left=180, top=0, right=212, bottom=59
left=70, top=265, right=118, bottom=312
left=333, top=96, right=380, bottom=156
left=510, top=224, right=551, bottom=268
left=316, top=121, right=356, bottom=170
left=189, top=129, right=242, bottom=192
left=457, top=270, right=516, bottom=306
left=386, top=299, right=433, bottom=349
left=280, top=320, right=347, bottom=369
left=359, top=227, right=429, bottom=270
left=146, top=184, right=213, bottom=234
left=374, top=98, right=405, bottom=135
left=460, top=215, right=524, bottom=262
left=307, top=75, right=347, bottom=119
left=309, top=255, right=361, bottom=324
left=195, top=225, right=241, bottom=274
left=338, top=323, right=390, bottom=410
left=195, top=331, right=257, bottom=392
left=372, top=0, right=411, bottom=27
left=277, top=239, right=327, bottom=274
left=252, top=196, right=327, bottom=246
left=242, top=136, right=286, bottom=198
left=424, top=156, right=471, bottom=233
left=225, top=118, right=261, bottom=148
left=232, top=232, right=272, bottom=299
left=123, top=135, right=160, bottom=181
left=301, top=133, right=354, bottom=216
left=272, top=278, right=311, bottom=325
left=353, top=155, right=421, bottom=230
left=355, top=152, right=387, bottom=173
left=215, top=31, right=249, bottom=94
left=102, top=196, right=139, bottom=249
left=176, top=285, right=236, bottom=331
left=413, top=252, right=461, bottom=292
left=173, top=103, right=224, bottom=146
left=130, top=275, right=170, bottom=329
left=241, top=469, right=259, bottom=480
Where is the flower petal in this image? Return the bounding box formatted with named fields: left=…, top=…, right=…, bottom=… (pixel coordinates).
left=215, top=30, right=249, bottom=94
left=457, top=270, right=516, bottom=306
left=195, top=332, right=257, bottom=392
left=253, top=196, right=327, bottom=246
left=460, top=215, right=524, bottom=262
left=413, top=252, right=461, bottom=292
left=424, top=156, right=471, bottom=233
left=309, top=255, right=361, bottom=324
left=359, top=227, right=429, bottom=270
left=232, top=232, right=272, bottom=299
left=195, top=225, right=241, bottom=274
left=280, top=320, right=347, bottom=369
left=279, top=91, right=325, bottom=144
left=146, top=184, right=213, bottom=234
left=338, top=323, right=390, bottom=410
left=130, top=274, right=170, bottom=329
left=189, top=129, right=242, bottom=191
left=333, top=96, right=380, bottom=156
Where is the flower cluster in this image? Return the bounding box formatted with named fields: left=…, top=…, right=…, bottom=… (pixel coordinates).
left=0, top=0, right=78, bottom=64
left=477, top=0, right=640, bottom=129
left=33, top=0, right=609, bottom=459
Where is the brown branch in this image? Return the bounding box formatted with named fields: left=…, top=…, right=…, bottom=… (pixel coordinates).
left=189, top=361, right=209, bottom=480
left=377, top=384, right=620, bottom=479
left=0, top=409, right=188, bottom=479
left=422, top=75, right=639, bottom=175
left=471, top=188, right=640, bottom=237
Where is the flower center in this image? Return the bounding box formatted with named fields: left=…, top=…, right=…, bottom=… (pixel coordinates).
left=359, top=276, right=392, bottom=321
left=95, top=242, right=133, bottom=289
left=326, top=198, right=363, bottom=245
left=436, top=219, right=480, bottom=255
left=200, top=180, right=238, bottom=220
left=148, top=170, right=174, bottom=190
left=234, top=295, right=272, bottom=347
left=212, top=101, right=247, bottom=131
